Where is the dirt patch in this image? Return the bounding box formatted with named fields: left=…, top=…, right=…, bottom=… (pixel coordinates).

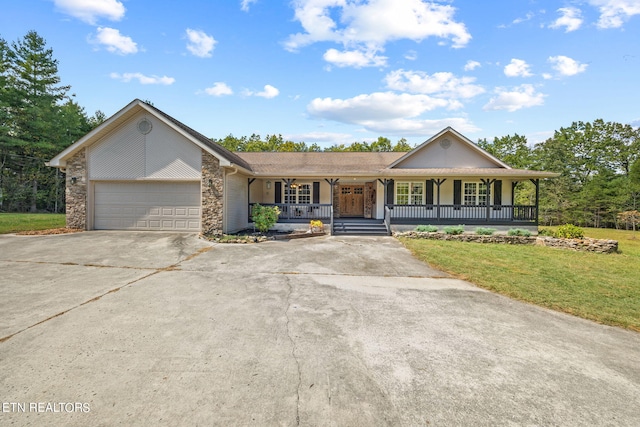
left=15, top=228, right=84, bottom=236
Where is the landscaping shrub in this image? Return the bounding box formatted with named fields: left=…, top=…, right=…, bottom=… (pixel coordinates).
left=553, top=224, right=584, bottom=239
left=252, top=203, right=280, bottom=233
left=415, top=225, right=438, bottom=232
left=538, top=228, right=552, bottom=236
left=443, top=225, right=465, bottom=235
left=508, top=228, right=532, bottom=237
left=309, top=220, right=324, bottom=232
left=475, top=227, right=496, bottom=235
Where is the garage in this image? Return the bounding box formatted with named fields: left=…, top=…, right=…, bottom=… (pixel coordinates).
left=94, top=182, right=201, bottom=231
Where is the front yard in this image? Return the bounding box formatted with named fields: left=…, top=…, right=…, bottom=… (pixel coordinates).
left=400, top=228, right=640, bottom=331
left=0, top=213, right=66, bottom=234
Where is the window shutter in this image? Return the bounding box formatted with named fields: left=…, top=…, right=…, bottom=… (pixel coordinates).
left=493, top=180, right=502, bottom=207
left=313, top=182, right=320, bottom=204
left=453, top=180, right=462, bottom=208
left=426, top=179, right=434, bottom=205
left=274, top=181, right=282, bottom=204
left=386, top=180, right=394, bottom=205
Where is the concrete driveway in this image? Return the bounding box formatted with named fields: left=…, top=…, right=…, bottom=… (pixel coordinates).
left=0, top=232, right=639, bottom=426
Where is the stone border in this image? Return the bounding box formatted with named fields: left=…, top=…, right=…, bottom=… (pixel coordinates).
left=395, top=232, right=619, bottom=254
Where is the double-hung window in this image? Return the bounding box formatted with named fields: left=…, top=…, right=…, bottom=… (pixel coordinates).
left=463, top=182, right=487, bottom=205
left=396, top=182, right=424, bottom=205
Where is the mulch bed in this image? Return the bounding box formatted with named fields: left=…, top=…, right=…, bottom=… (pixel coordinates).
left=15, top=228, right=84, bottom=236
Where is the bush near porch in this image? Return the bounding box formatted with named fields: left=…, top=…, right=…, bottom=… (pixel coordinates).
left=400, top=227, right=640, bottom=332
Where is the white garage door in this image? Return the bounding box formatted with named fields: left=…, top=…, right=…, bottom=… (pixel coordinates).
left=94, top=182, right=201, bottom=231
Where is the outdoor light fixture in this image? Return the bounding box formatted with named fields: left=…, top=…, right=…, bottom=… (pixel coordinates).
left=208, top=179, right=213, bottom=187
left=266, top=181, right=271, bottom=189
left=71, top=177, right=77, bottom=184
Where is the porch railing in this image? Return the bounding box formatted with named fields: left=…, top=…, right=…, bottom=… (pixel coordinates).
left=249, top=203, right=332, bottom=221
left=385, top=204, right=537, bottom=222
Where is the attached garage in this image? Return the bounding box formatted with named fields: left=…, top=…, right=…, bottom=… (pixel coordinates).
left=93, top=182, right=201, bottom=231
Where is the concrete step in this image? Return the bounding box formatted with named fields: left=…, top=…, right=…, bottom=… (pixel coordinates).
left=333, top=222, right=389, bottom=235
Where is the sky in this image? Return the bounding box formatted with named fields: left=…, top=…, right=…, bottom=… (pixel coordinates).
left=2, top=0, right=640, bottom=148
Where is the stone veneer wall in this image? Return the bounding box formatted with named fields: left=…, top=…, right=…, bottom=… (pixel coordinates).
left=332, top=185, right=340, bottom=219
left=396, top=231, right=619, bottom=254
left=65, top=148, right=87, bottom=229
left=201, top=151, right=224, bottom=236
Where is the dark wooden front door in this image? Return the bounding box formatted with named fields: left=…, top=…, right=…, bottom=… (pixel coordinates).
left=339, top=185, right=364, bottom=217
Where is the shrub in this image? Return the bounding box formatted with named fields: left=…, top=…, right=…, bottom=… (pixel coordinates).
left=443, top=225, right=465, bottom=235
left=415, top=225, right=438, bottom=232
left=475, top=227, right=496, bottom=235
left=553, top=224, right=584, bottom=239
left=508, top=228, right=532, bottom=237
left=252, top=203, right=280, bottom=233
left=538, top=228, right=552, bottom=236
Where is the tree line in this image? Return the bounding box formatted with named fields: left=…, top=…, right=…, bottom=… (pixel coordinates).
left=1, top=31, right=104, bottom=212
left=2, top=31, right=639, bottom=229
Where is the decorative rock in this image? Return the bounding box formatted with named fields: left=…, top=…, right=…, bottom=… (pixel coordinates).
left=395, top=232, right=619, bottom=254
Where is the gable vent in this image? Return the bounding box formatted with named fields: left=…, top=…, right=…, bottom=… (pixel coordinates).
left=137, top=118, right=152, bottom=135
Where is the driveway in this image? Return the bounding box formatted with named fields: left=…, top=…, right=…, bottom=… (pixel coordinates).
left=0, top=232, right=639, bottom=426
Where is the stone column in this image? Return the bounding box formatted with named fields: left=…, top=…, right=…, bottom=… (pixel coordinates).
left=201, top=151, right=224, bottom=236
left=65, top=148, right=87, bottom=230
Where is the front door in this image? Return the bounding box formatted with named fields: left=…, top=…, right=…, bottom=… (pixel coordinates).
left=339, top=185, right=364, bottom=217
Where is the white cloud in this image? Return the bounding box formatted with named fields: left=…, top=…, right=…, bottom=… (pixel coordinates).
left=464, top=60, right=481, bottom=71
left=204, top=82, right=233, bottom=96
left=404, top=50, right=418, bottom=61
left=92, top=27, right=137, bottom=55
left=550, top=7, right=583, bottom=32
left=110, top=72, right=175, bottom=85
left=361, top=117, right=479, bottom=135
left=323, top=48, right=387, bottom=68
left=285, top=0, right=471, bottom=68
left=185, top=29, right=216, bottom=58
left=241, top=0, right=257, bottom=12
left=53, top=0, right=125, bottom=24
left=499, top=11, right=535, bottom=28
left=548, top=55, right=588, bottom=76
left=504, top=59, right=533, bottom=77
left=308, top=92, right=460, bottom=124
left=284, top=131, right=354, bottom=145
left=483, top=84, right=545, bottom=112
left=589, top=0, right=640, bottom=28
left=384, top=69, right=485, bottom=99
left=244, top=85, right=280, bottom=98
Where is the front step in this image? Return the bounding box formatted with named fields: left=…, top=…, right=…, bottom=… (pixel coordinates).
left=333, top=221, right=389, bottom=236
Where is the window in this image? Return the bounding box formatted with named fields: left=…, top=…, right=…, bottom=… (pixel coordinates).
left=395, top=182, right=424, bottom=205
left=463, top=182, right=487, bottom=205
left=284, top=183, right=311, bottom=204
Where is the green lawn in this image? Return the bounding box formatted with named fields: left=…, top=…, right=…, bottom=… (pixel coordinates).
left=0, top=213, right=66, bottom=234
left=400, top=228, right=640, bottom=331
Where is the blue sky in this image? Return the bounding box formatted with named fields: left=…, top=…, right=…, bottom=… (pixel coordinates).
left=2, top=0, right=640, bottom=148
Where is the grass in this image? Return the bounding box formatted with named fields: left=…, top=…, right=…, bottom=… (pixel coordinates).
left=400, top=227, right=640, bottom=331
left=0, top=213, right=66, bottom=234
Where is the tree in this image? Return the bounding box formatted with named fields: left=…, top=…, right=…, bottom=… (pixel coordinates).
left=477, top=134, right=533, bottom=169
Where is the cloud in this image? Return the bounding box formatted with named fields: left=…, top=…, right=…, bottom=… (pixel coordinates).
left=284, top=0, right=471, bottom=68
left=548, top=55, right=588, bottom=76
left=360, top=117, right=480, bottom=135
left=240, top=0, right=258, bottom=12
left=384, top=69, right=485, bottom=99
left=91, top=27, right=137, bottom=55
left=464, top=60, right=481, bottom=71
left=204, top=82, right=233, bottom=96
left=284, top=131, right=354, bottom=145
left=307, top=92, right=460, bottom=124
left=185, top=29, right=216, bottom=58
left=504, top=59, right=533, bottom=77
left=110, top=72, right=175, bottom=85
left=53, top=0, right=125, bottom=24
left=589, top=0, right=640, bottom=28
left=323, top=48, right=387, bottom=68
left=498, top=11, right=535, bottom=28
left=550, top=7, right=583, bottom=32
left=244, top=85, right=280, bottom=98
left=483, top=84, right=545, bottom=112
left=404, top=50, right=418, bottom=61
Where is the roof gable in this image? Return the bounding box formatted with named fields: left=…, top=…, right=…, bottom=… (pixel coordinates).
left=388, top=127, right=511, bottom=170
left=48, top=99, right=252, bottom=171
